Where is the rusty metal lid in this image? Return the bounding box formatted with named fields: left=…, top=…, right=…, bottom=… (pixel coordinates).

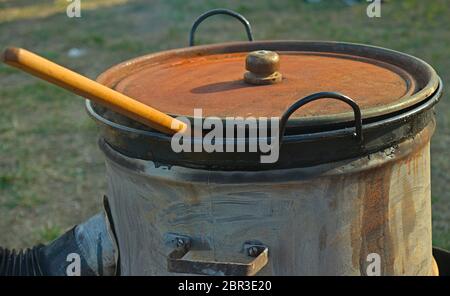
left=97, top=41, right=439, bottom=128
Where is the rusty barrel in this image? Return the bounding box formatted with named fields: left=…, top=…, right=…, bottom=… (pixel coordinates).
left=87, top=40, right=442, bottom=275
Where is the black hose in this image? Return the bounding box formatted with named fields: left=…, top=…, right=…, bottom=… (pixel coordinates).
left=0, top=227, right=98, bottom=276
left=0, top=245, right=45, bottom=276
left=0, top=212, right=117, bottom=276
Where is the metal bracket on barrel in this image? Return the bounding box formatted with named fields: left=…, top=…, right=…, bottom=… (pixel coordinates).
left=165, top=233, right=268, bottom=276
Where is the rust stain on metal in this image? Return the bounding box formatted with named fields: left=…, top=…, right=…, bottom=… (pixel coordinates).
left=319, top=226, right=327, bottom=251
left=112, top=52, right=413, bottom=118
left=349, top=123, right=434, bottom=275
left=357, top=164, right=395, bottom=275
left=105, top=123, right=434, bottom=275
left=401, top=163, right=417, bottom=260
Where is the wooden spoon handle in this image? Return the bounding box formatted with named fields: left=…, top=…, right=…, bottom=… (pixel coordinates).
left=2, top=47, right=187, bottom=135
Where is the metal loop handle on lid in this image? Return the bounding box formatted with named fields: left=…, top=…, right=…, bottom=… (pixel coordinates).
left=189, top=8, right=254, bottom=46
left=279, top=92, right=364, bottom=143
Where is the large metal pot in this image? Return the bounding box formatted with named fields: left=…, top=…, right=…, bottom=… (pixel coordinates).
left=86, top=9, right=443, bottom=275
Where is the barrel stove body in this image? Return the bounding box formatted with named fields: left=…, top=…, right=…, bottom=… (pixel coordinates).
left=87, top=39, right=443, bottom=275
left=101, top=122, right=433, bottom=275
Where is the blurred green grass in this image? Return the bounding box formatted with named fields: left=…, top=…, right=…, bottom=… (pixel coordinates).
left=0, top=0, right=449, bottom=249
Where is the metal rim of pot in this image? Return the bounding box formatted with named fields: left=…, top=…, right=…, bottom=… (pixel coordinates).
left=93, top=40, right=439, bottom=129
left=86, top=78, right=442, bottom=170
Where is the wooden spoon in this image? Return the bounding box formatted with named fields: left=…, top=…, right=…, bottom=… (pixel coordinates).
left=2, top=47, right=187, bottom=135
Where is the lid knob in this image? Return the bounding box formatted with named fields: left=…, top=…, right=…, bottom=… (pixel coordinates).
left=244, top=50, right=282, bottom=85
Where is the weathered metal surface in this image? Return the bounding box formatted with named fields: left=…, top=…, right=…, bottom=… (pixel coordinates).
left=110, top=52, right=411, bottom=119
left=102, top=121, right=434, bottom=275
left=96, top=41, right=439, bottom=127
left=86, top=81, right=441, bottom=170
